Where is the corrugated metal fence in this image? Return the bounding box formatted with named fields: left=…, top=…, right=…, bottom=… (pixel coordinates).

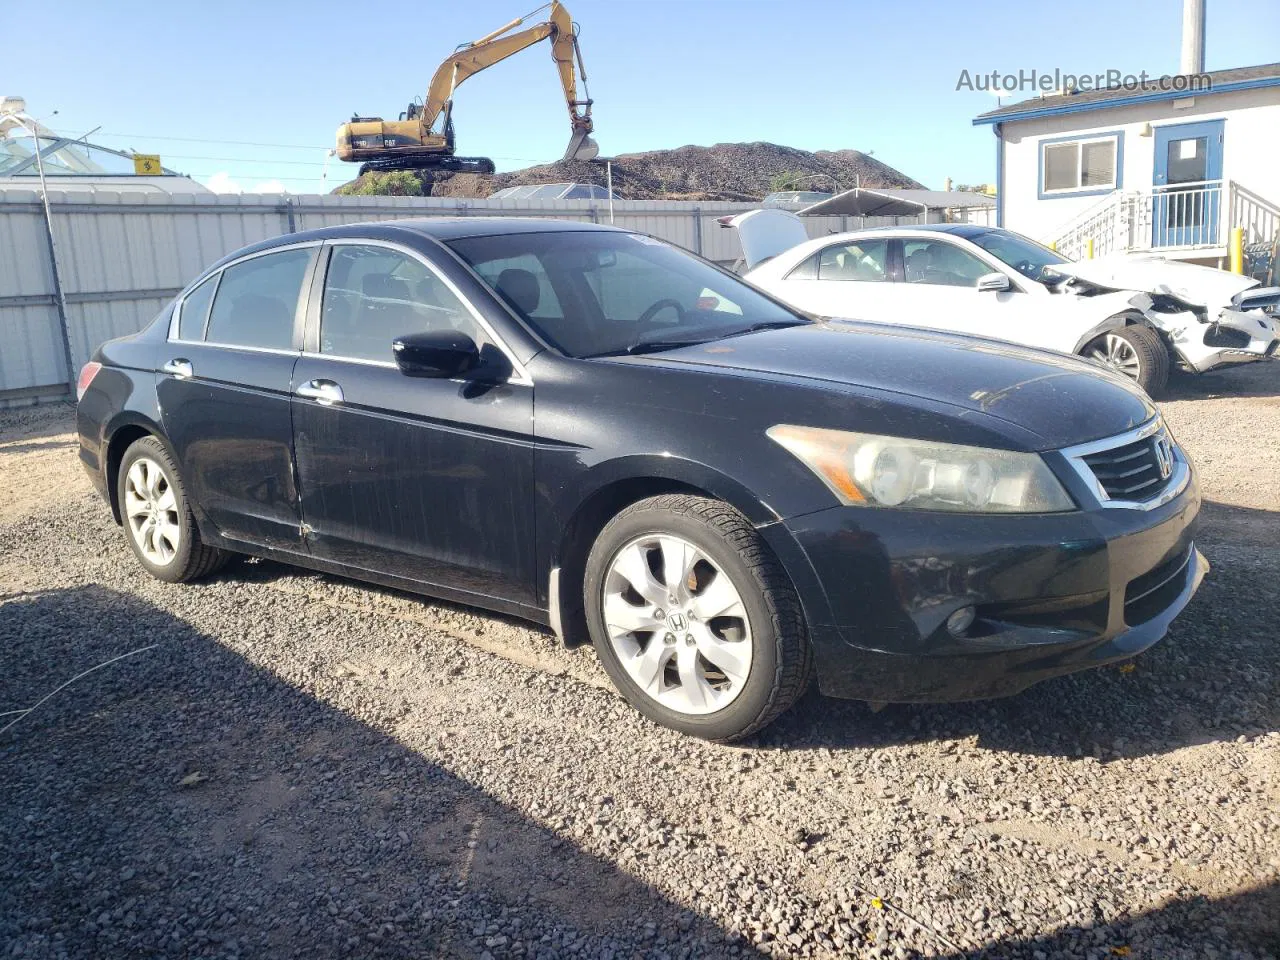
left=0, top=188, right=894, bottom=405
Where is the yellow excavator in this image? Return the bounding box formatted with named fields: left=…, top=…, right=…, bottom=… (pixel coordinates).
left=336, top=1, right=597, bottom=175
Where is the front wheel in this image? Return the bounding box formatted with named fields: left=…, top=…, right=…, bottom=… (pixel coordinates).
left=1082, top=323, right=1169, bottom=395
left=584, top=494, right=812, bottom=742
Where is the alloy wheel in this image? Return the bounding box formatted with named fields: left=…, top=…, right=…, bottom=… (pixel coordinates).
left=601, top=534, right=753, bottom=715
left=1090, top=333, right=1141, bottom=379
left=123, top=457, right=181, bottom=565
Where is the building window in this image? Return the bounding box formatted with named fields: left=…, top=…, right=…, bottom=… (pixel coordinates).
left=1041, top=136, right=1118, bottom=193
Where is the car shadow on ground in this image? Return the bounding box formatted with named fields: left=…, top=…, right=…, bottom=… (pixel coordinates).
left=761, top=502, right=1279, bottom=760
left=0, top=585, right=760, bottom=959
left=1163, top=361, right=1280, bottom=400
left=936, top=882, right=1279, bottom=959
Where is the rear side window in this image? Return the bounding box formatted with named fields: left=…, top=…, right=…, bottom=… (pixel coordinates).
left=205, top=248, right=312, bottom=350
left=176, top=274, right=218, bottom=340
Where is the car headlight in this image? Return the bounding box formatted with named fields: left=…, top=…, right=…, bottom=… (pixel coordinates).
left=767, top=425, right=1075, bottom=513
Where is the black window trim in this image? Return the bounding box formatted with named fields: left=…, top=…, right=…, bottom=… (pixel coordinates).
left=166, top=240, right=323, bottom=355
left=302, top=238, right=533, bottom=385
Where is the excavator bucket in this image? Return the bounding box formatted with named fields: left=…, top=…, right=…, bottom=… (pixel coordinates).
left=563, top=127, right=599, bottom=162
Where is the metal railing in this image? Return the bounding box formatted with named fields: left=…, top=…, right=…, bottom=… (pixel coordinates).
left=1051, top=179, right=1246, bottom=260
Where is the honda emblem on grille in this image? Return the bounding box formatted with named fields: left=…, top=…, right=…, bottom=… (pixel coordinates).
left=1154, top=436, right=1173, bottom=479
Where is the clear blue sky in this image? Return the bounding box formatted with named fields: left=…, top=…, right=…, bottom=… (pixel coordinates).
left=15, top=0, right=1280, bottom=194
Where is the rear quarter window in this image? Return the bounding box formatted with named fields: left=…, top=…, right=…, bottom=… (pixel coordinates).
left=176, top=274, right=218, bottom=341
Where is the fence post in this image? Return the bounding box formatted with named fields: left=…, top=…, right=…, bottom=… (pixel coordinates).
left=39, top=194, right=77, bottom=396
left=281, top=197, right=297, bottom=234
left=692, top=207, right=703, bottom=256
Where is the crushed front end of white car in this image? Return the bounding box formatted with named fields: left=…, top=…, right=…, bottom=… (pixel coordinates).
left=1047, top=258, right=1280, bottom=374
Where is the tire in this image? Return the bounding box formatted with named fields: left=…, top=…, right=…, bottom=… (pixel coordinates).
left=584, top=494, right=812, bottom=742
left=116, top=436, right=230, bottom=583
left=1081, top=322, right=1169, bottom=396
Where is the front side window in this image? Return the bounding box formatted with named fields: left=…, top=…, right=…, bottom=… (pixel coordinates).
left=205, top=248, right=312, bottom=350
left=176, top=273, right=218, bottom=341
left=902, top=240, right=992, bottom=287
left=1042, top=136, right=1118, bottom=193
left=447, top=231, right=807, bottom=358
left=816, top=240, right=889, bottom=282
left=320, top=245, right=483, bottom=362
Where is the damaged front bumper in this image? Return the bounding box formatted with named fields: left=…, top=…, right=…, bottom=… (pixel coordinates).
left=1133, top=293, right=1280, bottom=373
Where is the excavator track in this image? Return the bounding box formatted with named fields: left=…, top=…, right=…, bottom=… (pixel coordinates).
left=357, top=155, right=497, bottom=176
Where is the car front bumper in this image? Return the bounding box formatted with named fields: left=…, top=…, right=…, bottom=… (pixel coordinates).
left=1148, top=306, right=1279, bottom=373
left=771, top=476, right=1205, bottom=702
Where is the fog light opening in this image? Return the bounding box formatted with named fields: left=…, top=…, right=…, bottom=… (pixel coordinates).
left=946, top=605, right=976, bottom=637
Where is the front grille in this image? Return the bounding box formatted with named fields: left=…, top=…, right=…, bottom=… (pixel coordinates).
left=1080, top=431, right=1176, bottom=503
left=1124, top=545, right=1192, bottom=625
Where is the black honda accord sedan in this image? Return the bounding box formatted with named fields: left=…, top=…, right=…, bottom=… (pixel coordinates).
left=77, top=218, right=1207, bottom=741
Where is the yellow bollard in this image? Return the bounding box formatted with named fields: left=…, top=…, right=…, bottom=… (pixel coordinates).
left=1049, top=240, right=1057, bottom=252
left=1229, top=226, right=1244, bottom=274
left=1086, top=238, right=1094, bottom=259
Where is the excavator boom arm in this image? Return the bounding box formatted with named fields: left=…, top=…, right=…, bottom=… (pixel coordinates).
left=418, top=1, right=593, bottom=141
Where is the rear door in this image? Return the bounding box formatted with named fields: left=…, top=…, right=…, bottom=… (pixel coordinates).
left=772, top=237, right=897, bottom=321
left=158, top=244, right=317, bottom=550
left=290, top=241, right=537, bottom=604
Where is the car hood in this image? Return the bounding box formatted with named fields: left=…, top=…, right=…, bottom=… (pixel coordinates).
left=1048, top=255, right=1260, bottom=307
left=628, top=321, right=1156, bottom=450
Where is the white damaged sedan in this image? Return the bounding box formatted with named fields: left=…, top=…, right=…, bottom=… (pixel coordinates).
left=731, top=210, right=1280, bottom=395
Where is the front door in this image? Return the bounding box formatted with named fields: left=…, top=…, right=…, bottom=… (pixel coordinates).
left=158, top=244, right=317, bottom=550
left=290, top=242, right=537, bottom=605
left=1152, top=120, right=1224, bottom=247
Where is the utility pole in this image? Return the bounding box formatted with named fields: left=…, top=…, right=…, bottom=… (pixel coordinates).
left=1180, top=0, right=1206, bottom=74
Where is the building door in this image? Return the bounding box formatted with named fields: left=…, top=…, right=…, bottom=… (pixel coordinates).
left=1152, top=120, right=1223, bottom=248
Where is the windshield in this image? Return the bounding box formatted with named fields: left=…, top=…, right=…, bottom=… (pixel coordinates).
left=447, top=230, right=808, bottom=358
left=968, top=229, right=1069, bottom=284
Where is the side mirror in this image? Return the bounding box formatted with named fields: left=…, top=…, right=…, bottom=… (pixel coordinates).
left=977, top=272, right=1012, bottom=293
left=392, top=330, right=480, bottom=379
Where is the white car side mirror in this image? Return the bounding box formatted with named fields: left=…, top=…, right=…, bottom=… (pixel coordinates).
left=977, top=272, right=1012, bottom=293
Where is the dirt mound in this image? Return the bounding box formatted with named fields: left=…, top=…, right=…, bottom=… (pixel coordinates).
left=338, top=141, right=925, bottom=200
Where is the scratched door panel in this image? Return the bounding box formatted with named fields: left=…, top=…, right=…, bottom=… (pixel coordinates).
left=290, top=355, right=537, bottom=605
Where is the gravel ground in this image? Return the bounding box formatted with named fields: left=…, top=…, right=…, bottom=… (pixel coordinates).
left=1, top=362, right=1278, bottom=959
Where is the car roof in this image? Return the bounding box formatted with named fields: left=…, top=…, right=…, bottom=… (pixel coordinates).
left=857, top=223, right=993, bottom=239
left=219, top=217, right=628, bottom=267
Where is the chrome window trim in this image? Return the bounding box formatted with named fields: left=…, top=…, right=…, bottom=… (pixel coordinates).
left=319, top=238, right=534, bottom=386
left=163, top=339, right=300, bottom=358
left=166, top=240, right=322, bottom=347
left=1060, top=417, right=1190, bottom=511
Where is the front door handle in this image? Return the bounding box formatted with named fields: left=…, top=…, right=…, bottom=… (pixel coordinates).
left=161, top=358, right=193, bottom=379
left=295, top=379, right=344, bottom=406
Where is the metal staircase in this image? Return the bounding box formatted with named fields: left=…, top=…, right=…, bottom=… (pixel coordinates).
left=1048, top=179, right=1280, bottom=275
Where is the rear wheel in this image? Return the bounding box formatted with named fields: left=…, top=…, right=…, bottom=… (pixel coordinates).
left=117, top=436, right=230, bottom=583
left=584, top=494, right=812, bottom=742
left=1082, top=323, right=1169, bottom=395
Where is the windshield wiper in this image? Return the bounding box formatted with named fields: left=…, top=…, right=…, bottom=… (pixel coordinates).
left=586, top=337, right=716, bottom=358
left=717, top=319, right=811, bottom=340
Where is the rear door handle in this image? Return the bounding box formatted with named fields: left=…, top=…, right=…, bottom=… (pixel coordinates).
left=295, top=379, right=344, bottom=406
left=161, top=358, right=193, bottom=379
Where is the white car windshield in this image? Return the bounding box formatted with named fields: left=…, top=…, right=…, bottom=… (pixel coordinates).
left=969, top=230, right=1070, bottom=285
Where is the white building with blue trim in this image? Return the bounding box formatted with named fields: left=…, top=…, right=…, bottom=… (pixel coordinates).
left=974, top=62, right=1280, bottom=269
